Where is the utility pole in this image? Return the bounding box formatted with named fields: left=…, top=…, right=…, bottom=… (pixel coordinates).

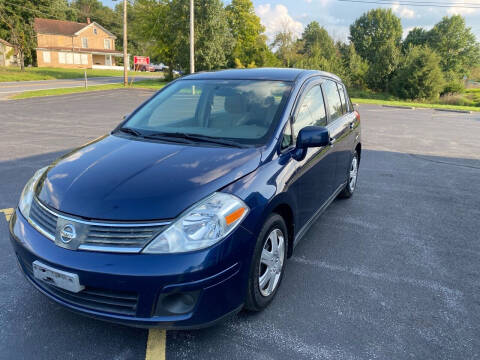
left=123, top=0, right=128, bottom=86
left=189, top=0, right=194, bottom=74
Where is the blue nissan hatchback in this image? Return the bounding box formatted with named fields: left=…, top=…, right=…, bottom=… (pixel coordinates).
left=10, top=68, right=361, bottom=328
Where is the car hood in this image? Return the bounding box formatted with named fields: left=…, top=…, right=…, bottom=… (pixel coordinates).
left=36, top=135, right=261, bottom=221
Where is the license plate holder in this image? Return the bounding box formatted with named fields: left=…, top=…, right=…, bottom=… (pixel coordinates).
left=33, top=261, right=85, bottom=293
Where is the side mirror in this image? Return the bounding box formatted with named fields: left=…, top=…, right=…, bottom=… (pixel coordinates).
left=296, top=126, right=330, bottom=149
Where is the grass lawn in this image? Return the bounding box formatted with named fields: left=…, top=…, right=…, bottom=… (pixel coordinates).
left=349, top=88, right=480, bottom=112
left=0, top=66, right=162, bottom=82
left=351, top=97, right=480, bottom=112
left=10, top=79, right=167, bottom=99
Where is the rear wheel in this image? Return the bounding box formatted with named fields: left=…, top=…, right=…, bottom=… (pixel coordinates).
left=339, top=151, right=359, bottom=199
left=245, top=214, right=288, bottom=311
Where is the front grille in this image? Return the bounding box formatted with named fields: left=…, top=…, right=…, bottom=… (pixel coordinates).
left=29, top=199, right=57, bottom=239
left=29, top=197, right=170, bottom=253
left=82, top=224, right=166, bottom=252
left=20, top=258, right=139, bottom=316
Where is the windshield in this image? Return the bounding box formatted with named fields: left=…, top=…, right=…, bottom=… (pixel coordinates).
left=121, top=79, right=293, bottom=146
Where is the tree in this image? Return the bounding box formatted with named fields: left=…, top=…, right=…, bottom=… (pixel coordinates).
left=402, top=27, right=428, bottom=53
left=132, top=0, right=233, bottom=76
left=427, top=15, right=480, bottom=78
left=338, top=42, right=369, bottom=89
left=392, top=46, right=444, bottom=100
left=272, top=26, right=300, bottom=67
left=295, top=22, right=344, bottom=73
left=301, top=21, right=336, bottom=60
left=226, top=0, right=272, bottom=67
left=350, top=9, right=402, bottom=63
left=349, top=9, right=402, bottom=91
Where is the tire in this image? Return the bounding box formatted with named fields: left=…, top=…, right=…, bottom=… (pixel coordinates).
left=338, top=151, right=359, bottom=199
left=245, top=214, right=288, bottom=311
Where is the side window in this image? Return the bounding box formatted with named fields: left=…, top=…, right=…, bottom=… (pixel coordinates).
left=293, top=85, right=327, bottom=141
left=337, top=83, right=347, bottom=114
left=323, top=80, right=343, bottom=122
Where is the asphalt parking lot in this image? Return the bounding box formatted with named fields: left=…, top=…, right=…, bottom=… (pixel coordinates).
left=1, top=89, right=479, bottom=360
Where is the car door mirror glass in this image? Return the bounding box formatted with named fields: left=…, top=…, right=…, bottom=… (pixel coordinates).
left=296, top=126, right=330, bottom=149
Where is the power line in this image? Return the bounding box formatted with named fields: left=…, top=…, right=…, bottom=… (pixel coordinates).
left=337, top=0, right=480, bottom=7
left=374, top=0, right=480, bottom=4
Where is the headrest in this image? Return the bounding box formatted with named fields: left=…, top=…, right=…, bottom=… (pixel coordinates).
left=225, top=95, right=246, bottom=114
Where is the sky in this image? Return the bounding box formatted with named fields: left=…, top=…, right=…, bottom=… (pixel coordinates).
left=100, top=0, right=480, bottom=42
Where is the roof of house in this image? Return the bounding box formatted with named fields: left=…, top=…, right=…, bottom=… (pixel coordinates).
left=33, top=18, right=116, bottom=38
left=0, top=38, right=13, bottom=47
left=34, top=18, right=87, bottom=36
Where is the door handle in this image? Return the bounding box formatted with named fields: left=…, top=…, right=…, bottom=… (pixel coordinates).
left=349, top=121, right=354, bottom=129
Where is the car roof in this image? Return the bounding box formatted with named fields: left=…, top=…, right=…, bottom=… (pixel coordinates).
left=182, top=68, right=341, bottom=83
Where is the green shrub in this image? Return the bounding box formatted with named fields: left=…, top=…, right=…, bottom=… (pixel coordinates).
left=392, top=46, right=444, bottom=100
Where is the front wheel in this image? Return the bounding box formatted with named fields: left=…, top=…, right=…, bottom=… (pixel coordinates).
left=338, top=151, right=359, bottom=199
left=245, top=214, right=288, bottom=311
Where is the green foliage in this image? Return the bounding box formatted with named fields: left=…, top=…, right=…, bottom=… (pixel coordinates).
left=391, top=46, right=444, bottom=100
left=349, top=9, right=402, bottom=64
left=427, top=15, right=480, bottom=77
left=272, top=29, right=300, bottom=67
left=338, top=43, right=369, bottom=89
left=349, top=9, right=402, bottom=91
left=402, top=27, right=429, bottom=53
left=226, top=0, right=273, bottom=67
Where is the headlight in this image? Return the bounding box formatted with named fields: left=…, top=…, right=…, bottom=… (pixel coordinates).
left=142, top=192, right=249, bottom=254
left=18, top=166, right=48, bottom=219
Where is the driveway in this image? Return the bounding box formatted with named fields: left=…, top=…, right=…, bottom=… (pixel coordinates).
left=0, top=90, right=479, bottom=359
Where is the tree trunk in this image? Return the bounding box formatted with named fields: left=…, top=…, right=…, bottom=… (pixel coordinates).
left=19, top=49, right=25, bottom=71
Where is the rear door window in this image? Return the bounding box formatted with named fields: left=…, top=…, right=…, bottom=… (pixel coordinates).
left=337, top=83, right=348, bottom=114
left=323, top=80, right=343, bottom=122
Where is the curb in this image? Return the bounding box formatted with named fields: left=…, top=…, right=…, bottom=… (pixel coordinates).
left=434, top=108, right=473, bottom=114
left=382, top=105, right=415, bottom=110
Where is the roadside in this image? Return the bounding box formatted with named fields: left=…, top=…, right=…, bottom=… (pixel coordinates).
left=352, top=97, right=480, bottom=112
left=9, top=80, right=166, bottom=100
left=0, top=77, right=165, bottom=100
left=0, top=66, right=163, bottom=82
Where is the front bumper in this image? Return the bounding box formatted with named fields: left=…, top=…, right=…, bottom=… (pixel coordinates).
left=9, top=209, right=254, bottom=328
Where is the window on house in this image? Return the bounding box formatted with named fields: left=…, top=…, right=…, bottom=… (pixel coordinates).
left=42, top=51, right=51, bottom=63
left=81, top=54, right=88, bottom=65
left=66, top=52, right=73, bottom=64
left=104, top=39, right=110, bottom=50
left=58, top=52, right=66, bottom=64
left=82, top=37, right=88, bottom=48
left=74, top=53, right=81, bottom=64
left=93, top=28, right=97, bottom=35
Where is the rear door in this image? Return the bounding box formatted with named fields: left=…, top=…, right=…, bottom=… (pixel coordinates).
left=322, top=80, right=356, bottom=189
left=291, top=81, right=335, bottom=228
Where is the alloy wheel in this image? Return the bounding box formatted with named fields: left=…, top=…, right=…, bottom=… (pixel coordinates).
left=258, top=228, right=285, bottom=297
left=348, top=156, right=358, bottom=192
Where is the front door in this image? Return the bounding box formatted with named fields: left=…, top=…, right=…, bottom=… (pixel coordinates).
left=105, top=55, right=112, bottom=66
left=291, top=82, right=335, bottom=229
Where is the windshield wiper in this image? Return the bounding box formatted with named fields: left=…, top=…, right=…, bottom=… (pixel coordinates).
left=116, top=127, right=143, bottom=137
left=147, top=132, right=245, bottom=148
